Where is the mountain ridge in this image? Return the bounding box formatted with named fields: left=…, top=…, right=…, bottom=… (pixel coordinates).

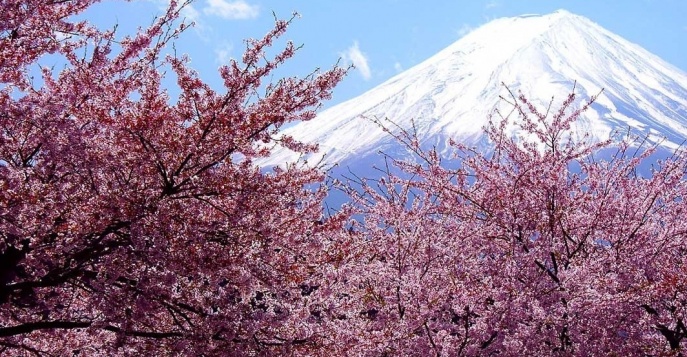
left=263, top=10, right=687, bottom=167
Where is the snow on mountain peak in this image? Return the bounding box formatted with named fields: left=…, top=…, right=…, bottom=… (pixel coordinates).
left=262, top=10, right=687, bottom=168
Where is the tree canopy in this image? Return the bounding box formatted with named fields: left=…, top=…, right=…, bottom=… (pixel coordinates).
left=2, top=1, right=687, bottom=355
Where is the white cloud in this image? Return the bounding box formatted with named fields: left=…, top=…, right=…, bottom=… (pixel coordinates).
left=150, top=0, right=200, bottom=21
left=181, top=4, right=201, bottom=21
left=457, top=23, right=473, bottom=37
left=215, top=42, right=233, bottom=64
left=393, top=61, right=403, bottom=73
left=203, top=0, right=259, bottom=20
left=485, top=1, right=499, bottom=9
left=343, top=41, right=371, bottom=80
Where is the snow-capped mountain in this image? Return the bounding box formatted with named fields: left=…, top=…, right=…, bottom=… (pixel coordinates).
left=264, top=10, right=687, bottom=168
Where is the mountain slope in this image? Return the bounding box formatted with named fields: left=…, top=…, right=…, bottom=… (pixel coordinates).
left=264, top=10, right=687, bottom=167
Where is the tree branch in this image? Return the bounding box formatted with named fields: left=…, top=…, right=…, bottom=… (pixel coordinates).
left=0, top=320, right=184, bottom=339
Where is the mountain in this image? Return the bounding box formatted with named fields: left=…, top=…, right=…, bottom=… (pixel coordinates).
left=263, top=10, right=687, bottom=168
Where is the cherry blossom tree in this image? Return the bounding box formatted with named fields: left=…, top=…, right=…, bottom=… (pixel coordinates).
left=339, top=85, right=687, bottom=355
left=5, top=1, right=687, bottom=356
left=0, top=0, right=350, bottom=354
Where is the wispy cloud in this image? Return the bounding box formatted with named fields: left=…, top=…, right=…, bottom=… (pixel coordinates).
left=181, top=4, right=201, bottom=21
left=150, top=0, right=201, bottom=21
left=393, top=61, right=403, bottom=73
left=215, top=42, right=233, bottom=64
left=457, top=23, right=473, bottom=37
left=203, top=0, right=259, bottom=20
left=343, top=41, right=371, bottom=80
left=485, top=1, right=499, bottom=9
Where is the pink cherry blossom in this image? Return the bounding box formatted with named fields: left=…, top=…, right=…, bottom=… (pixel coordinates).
left=1, top=1, right=348, bottom=354
left=338, top=83, right=687, bottom=355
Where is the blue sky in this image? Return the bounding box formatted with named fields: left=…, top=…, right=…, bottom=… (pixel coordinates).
left=83, top=0, right=687, bottom=110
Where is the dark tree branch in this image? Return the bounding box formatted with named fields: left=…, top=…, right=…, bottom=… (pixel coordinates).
left=0, top=320, right=184, bottom=339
